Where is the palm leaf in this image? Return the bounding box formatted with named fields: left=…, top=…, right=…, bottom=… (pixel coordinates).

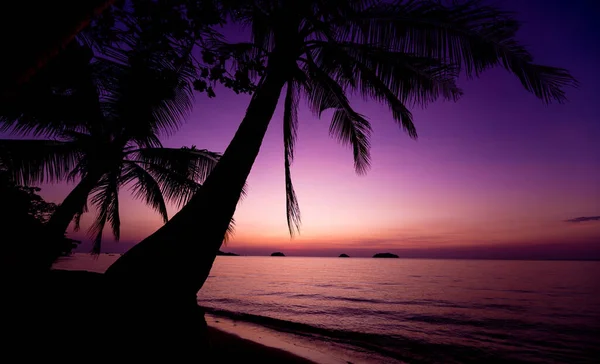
left=0, top=139, right=81, bottom=185
left=120, top=161, right=169, bottom=223
left=349, top=0, right=577, bottom=103
left=312, top=44, right=453, bottom=138
left=320, top=43, right=463, bottom=103
left=227, top=1, right=275, bottom=53
left=134, top=162, right=200, bottom=208
left=283, top=81, right=301, bottom=235
left=126, top=146, right=220, bottom=208
left=303, top=63, right=372, bottom=175
left=72, top=199, right=89, bottom=232
left=129, top=147, right=220, bottom=180
left=111, top=46, right=197, bottom=148
left=88, top=171, right=120, bottom=255
left=223, top=217, right=237, bottom=244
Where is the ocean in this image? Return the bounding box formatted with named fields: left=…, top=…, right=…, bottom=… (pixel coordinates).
left=56, top=255, right=600, bottom=363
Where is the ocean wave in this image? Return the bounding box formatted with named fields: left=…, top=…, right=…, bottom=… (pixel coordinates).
left=200, top=305, right=599, bottom=363
left=200, top=306, right=554, bottom=364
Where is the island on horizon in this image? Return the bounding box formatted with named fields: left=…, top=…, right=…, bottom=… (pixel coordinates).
left=339, top=254, right=350, bottom=258
left=271, top=252, right=285, bottom=257
left=373, top=253, right=399, bottom=258
left=217, top=250, right=239, bottom=256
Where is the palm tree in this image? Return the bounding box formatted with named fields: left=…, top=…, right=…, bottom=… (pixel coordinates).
left=0, top=138, right=220, bottom=255
left=0, top=42, right=221, bottom=267
left=105, top=1, right=576, bottom=300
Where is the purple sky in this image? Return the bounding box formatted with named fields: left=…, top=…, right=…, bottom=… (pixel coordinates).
left=34, top=0, right=600, bottom=259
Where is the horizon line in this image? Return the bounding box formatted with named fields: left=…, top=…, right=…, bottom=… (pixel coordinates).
left=71, top=253, right=600, bottom=262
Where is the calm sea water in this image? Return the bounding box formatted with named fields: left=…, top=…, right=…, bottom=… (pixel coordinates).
left=56, top=255, right=600, bottom=363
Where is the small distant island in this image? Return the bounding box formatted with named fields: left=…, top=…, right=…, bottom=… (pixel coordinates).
left=271, top=252, right=285, bottom=257
left=339, top=254, right=350, bottom=258
left=217, top=250, right=239, bottom=256
left=373, top=253, right=399, bottom=258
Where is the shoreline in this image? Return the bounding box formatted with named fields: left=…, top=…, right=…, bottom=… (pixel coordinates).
left=206, top=313, right=399, bottom=364
left=206, top=324, right=316, bottom=363
left=207, top=314, right=347, bottom=364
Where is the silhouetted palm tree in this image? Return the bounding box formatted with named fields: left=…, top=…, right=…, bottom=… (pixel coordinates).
left=0, top=138, right=219, bottom=255
left=0, top=44, right=220, bottom=265
left=106, top=1, right=576, bottom=300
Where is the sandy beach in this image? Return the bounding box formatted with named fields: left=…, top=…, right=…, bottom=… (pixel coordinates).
left=206, top=314, right=372, bottom=364
left=207, top=325, right=316, bottom=363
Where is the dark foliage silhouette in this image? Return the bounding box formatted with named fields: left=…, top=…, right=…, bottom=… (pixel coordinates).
left=0, top=35, right=222, bottom=266
left=0, top=169, right=79, bottom=271
left=0, top=0, right=256, bottom=120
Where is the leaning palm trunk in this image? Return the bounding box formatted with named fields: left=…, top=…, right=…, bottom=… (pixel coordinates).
left=105, top=56, right=294, bottom=298
left=43, top=170, right=105, bottom=267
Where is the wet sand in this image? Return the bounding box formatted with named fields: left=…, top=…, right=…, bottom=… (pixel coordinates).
left=207, top=325, right=316, bottom=363
left=206, top=314, right=380, bottom=364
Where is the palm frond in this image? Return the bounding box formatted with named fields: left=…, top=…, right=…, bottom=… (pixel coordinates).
left=72, top=200, right=89, bottom=232
left=88, top=172, right=120, bottom=255
left=249, top=4, right=275, bottom=53
left=348, top=0, right=577, bottom=103
left=66, top=158, right=90, bottom=183
left=129, top=147, right=220, bottom=183
left=112, top=45, right=198, bottom=148
left=303, top=64, right=372, bottom=175
left=223, top=217, right=237, bottom=244
left=313, top=43, right=463, bottom=138
left=322, top=43, right=463, bottom=103
left=120, top=161, right=169, bottom=223
left=0, top=139, right=81, bottom=185
left=136, top=163, right=199, bottom=208
left=228, top=1, right=275, bottom=53
left=283, top=81, right=301, bottom=235
left=127, top=146, right=219, bottom=208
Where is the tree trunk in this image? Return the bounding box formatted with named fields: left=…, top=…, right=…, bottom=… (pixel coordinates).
left=105, top=62, right=292, bottom=299
left=43, top=170, right=104, bottom=267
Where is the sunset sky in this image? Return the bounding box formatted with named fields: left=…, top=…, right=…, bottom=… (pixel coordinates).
left=35, top=0, right=599, bottom=259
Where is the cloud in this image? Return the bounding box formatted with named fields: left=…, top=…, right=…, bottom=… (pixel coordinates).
left=565, top=216, right=600, bottom=223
